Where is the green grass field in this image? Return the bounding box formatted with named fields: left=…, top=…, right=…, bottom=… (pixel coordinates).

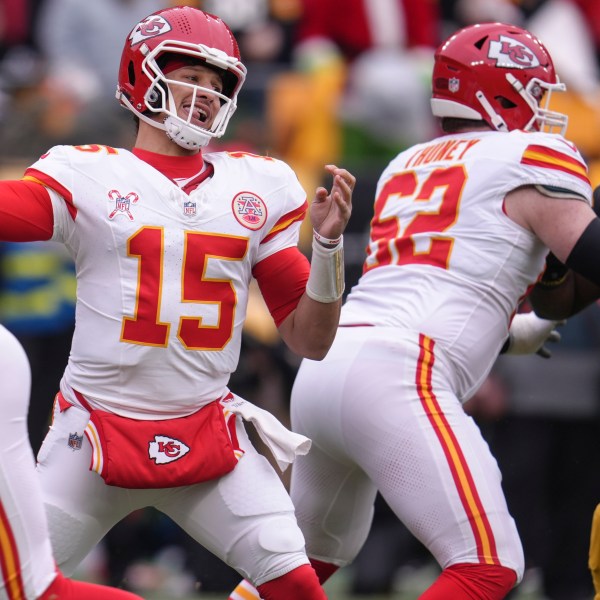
left=124, top=564, right=546, bottom=599
left=74, top=535, right=547, bottom=600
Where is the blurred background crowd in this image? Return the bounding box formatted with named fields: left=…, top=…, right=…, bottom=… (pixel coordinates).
left=1, top=0, right=600, bottom=598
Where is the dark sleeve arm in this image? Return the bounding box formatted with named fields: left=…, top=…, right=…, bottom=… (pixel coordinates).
left=0, top=180, right=54, bottom=241
left=530, top=191, right=600, bottom=319
left=565, top=217, right=600, bottom=285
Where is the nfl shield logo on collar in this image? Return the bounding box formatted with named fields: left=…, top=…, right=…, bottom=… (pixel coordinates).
left=184, top=201, right=197, bottom=216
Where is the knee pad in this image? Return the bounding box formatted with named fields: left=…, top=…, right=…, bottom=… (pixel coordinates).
left=228, top=514, right=308, bottom=587
left=257, top=515, right=305, bottom=554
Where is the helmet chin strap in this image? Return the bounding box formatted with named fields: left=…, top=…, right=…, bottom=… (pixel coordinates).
left=475, top=91, right=508, bottom=131
left=163, top=116, right=211, bottom=149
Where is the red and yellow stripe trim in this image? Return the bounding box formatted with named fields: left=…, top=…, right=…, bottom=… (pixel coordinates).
left=521, top=144, right=589, bottom=184
left=261, top=201, right=307, bottom=245
left=416, top=334, right=500, bottom=566
left=85, top=421, right=105, bottom=477
left=0, top=501, right=26, bottom=600
left=23, top=171, right=78, bottom=220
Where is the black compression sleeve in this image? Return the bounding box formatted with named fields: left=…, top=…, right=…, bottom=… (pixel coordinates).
left=565, top=218, right=600, bottom=286
left=593, top=185, right=600, bottom=211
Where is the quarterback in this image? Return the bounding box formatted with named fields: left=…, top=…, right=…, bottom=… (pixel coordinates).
left=0, top=6, right=353, bottom=600
left=229, top=22, right=600, bottom=600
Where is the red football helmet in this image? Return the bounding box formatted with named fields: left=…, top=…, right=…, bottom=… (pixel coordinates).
left=431, top=22, right=568, bottom=135
left=117, top=6, right=246, bottom=149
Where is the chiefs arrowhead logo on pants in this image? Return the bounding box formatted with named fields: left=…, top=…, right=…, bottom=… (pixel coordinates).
left=148, top=435, right=191, bottom=464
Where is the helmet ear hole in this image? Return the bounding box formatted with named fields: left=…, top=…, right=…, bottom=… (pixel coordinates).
left=128, top=61, right=136, bottom=86
left=496, top=96, right=516, bottom=109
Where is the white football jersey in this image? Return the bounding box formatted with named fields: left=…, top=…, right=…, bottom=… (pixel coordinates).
left=341, top=130, right=591, bottom=400
left=25, top=145, right=307, bottom=417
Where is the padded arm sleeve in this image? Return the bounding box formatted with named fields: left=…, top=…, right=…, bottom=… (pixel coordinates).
left=0, top=180, right=54, bottom=241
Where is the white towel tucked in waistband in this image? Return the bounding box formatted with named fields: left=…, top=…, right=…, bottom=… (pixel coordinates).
left=221, top=393, right=311, bottom=471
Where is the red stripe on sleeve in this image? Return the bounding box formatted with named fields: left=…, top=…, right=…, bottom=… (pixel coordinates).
left=24, top=168, right=77, bottom=220
left=523, top=144, right=585, bottom=168
left=261, top=201, right=308, bottom=245
left=521, top=144, right=589, bottom=184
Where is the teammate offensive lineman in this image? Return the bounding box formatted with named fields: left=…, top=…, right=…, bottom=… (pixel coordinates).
left=0, top=6, right=354, bottom=600
left=0, top=324, right=143, bottom=600
left=229, top=22, right=600, bottom=600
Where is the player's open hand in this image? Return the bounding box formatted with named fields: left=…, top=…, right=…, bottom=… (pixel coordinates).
left=310, top=164, right=355, bottom=242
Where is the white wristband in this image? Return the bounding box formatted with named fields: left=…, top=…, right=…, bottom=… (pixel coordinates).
left=313, top=229, right=342, bottom=247
left=305, top=237, right=345, bottom=303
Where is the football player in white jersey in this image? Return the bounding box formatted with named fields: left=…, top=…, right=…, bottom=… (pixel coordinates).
left=0, top=324, right=144, bottom=600
left=228, top=22, right=600, bottom=600
left=0, top=6, right=354, bottom=600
